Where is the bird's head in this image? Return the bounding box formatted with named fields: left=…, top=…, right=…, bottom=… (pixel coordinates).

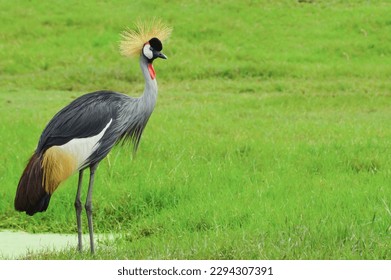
left=142, top=37, right=167, bottom=62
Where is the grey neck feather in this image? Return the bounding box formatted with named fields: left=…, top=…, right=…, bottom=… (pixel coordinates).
left=115, top=55, right=159, bottom=152
left=139, top=55, right=158, bottom=112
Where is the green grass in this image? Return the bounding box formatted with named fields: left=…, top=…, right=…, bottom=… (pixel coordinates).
left=1, top=0, right=391, bottom=259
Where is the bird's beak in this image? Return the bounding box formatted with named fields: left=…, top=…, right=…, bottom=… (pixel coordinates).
left=155, top=51, right=167, bottom=59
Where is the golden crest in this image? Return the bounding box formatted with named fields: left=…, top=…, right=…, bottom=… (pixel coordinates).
left=120, top=19, right=172, bottom=58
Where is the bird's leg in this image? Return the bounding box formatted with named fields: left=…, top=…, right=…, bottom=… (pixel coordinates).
left=85, top=163, right=99, bottom=254
left=75, top=170, right=84, bottom=251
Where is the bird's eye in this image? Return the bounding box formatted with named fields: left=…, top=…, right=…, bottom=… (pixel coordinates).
left=149, top=47, right=153, bottom=51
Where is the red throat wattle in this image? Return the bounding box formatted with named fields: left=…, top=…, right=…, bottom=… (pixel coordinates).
left=148, top=63, right=156, bottom=80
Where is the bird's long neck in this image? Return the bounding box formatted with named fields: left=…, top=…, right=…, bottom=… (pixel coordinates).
left=139, top=55, right=158, bottom=111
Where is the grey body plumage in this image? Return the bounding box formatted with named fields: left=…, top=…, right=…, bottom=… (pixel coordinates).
left=39, top=55, right=157, bottom=164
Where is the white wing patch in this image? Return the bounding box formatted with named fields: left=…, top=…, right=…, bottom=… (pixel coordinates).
left=59, top=119, right=112, bottom=169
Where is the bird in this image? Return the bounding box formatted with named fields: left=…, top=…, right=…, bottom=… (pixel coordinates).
left=14, top=20, right=172, bottom=253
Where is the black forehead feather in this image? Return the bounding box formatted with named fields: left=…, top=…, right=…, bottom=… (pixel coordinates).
left=149, top=37, right=163, bottom=51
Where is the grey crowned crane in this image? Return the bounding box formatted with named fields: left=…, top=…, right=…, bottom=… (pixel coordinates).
left=14, top=20, right=172, bottom=253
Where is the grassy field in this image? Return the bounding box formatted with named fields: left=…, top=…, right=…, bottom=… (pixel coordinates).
left=0, top=0, right=391, bottom=259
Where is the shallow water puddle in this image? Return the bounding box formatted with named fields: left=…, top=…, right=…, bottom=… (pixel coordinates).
left=0, top=230, right=112, bottom=259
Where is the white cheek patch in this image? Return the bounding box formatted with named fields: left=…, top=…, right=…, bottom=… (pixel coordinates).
left=143, top=44, right=153, bottom=60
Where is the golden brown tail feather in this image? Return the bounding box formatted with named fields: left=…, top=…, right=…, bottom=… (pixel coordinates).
left=14, top=153, right=51, bottom=216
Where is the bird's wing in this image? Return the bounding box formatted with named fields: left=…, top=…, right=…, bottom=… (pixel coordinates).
left=37, top=91, right=121, bottom=152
